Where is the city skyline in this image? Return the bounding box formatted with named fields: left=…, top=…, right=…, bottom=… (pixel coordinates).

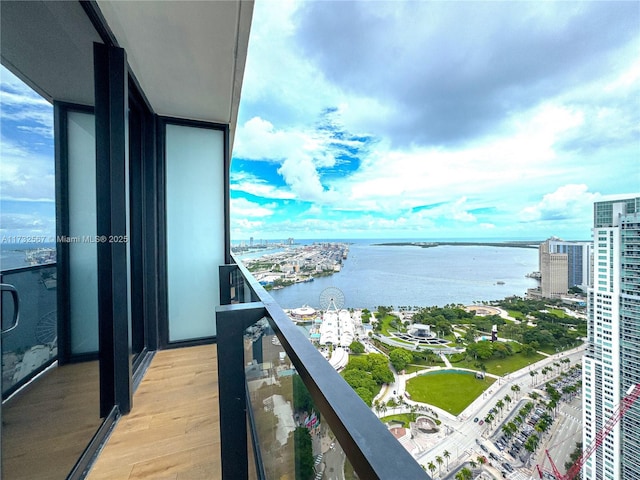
left=230, top=1, right=639, bottom=241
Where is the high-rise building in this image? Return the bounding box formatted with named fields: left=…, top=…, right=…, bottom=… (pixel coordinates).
left=583, top=195, right=640, bottom=480
left=547, top=238, right=592, bottom=291
left=540, top=238, right=569, bottom=298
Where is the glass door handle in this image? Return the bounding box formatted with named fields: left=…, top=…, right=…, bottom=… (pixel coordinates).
left=0, top=283, right=20, bottom=334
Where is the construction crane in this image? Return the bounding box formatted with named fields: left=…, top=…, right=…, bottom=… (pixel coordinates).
left=536, top=383, right=640, bottom=480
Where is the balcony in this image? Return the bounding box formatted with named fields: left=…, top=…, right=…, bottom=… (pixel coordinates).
left=215, top=256, right=429, bottom=479
left=63, top=257, right=428, bottom=480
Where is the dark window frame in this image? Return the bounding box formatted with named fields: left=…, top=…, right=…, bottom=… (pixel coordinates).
left=54, top=100, right=98, bottom=365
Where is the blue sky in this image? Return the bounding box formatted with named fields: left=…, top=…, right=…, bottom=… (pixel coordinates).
left=0, top=66, right=55, bottom=241
left=1, top=2, right=638, bottom=244
left=230, top=0, right=639, bottom=241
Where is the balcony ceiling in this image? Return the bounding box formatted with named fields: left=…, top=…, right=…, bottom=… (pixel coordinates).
left=1, top=1, right=252, bottom=145
left=0, top=1, right=102, bottom=105
left=97, top=0, right=253, bottom=133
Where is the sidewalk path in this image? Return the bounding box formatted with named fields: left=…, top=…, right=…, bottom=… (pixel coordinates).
left=441, top=353, right=452, bottom=368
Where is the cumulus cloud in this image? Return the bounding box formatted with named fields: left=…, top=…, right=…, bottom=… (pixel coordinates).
left=230, top=171, right=296, bottom=200
left=1, top=68, right=53, bottom=137
left=0, top=211, right=56, bottom=238
left=234, top=115, right=367, bottom=202
left=0, top=137, right=55, bottom=202
left=230, top=198, right=275, bottom=218
left=519, top=184, right=601, bottom=222
left=294, top=1, right=638, bottom=147
left=277, top=155, right=328, bottom=202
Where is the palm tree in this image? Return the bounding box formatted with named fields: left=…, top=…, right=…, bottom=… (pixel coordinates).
left=496, top=399, right=505, bottom=419
left=427, top=461, right=437, bottom=477
left=436, top=456, right=443, bottom=476
left=530, top=370, right=536, bottom=385
left=455, top=468, right=473, bottom=480
left=511, top=383, right=521, bottom=399
left=443, top=450, right=451, bottom=470
left=469, top=460, right=477, bottom=469
left=477, top=455, right=486, bottom=465
left=485, top=413, right=494, bottom=427
left=504, top=394, right=512, bottom=409
left=525, top=433, right=540, bottom=453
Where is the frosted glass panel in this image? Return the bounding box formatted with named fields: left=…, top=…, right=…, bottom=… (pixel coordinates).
left=68, top=111, right=98, bottom=354
left=166, top=124, right=224, bottom=341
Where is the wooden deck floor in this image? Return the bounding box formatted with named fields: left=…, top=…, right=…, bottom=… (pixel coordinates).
left=88, top=345, right=220, bottom=480
left=3, top=361, right=102, bottom=480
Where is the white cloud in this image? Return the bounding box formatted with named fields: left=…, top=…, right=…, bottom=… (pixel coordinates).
left=1, top=67, right=53, bottom=137
left=0, top=136, right=55, bottom=202
left=519, top=184, right=601, bottom=222
left=0, top=211, right=56, bottom=238
left=231, top=198, right=275, bottom=218
left=234, top=116, right=349, bottom=202
left=230, top=171, right=296, bottom=200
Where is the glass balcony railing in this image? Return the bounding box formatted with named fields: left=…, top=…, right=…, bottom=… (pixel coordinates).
left=217, top=256, right=429, bottom=480
left=1, top=264, right=57, bottom=398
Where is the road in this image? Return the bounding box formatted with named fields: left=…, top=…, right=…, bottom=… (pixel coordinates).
left=323, top=443, right=346, bottom=480
left=532, top=396, right=582, bottom=477
left=371, top=344, right=586, bottom=477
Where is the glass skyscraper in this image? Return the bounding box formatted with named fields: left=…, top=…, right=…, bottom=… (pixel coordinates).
left=583, top=196, right=640, bottom=480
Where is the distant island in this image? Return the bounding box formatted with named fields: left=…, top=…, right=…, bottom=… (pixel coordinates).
left=374, top=241, right=541, bottom=249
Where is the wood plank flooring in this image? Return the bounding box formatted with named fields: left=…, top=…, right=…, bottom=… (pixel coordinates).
left=2, top=361, right=102, bottom=480
left=87, top=345, right=220, bottom=480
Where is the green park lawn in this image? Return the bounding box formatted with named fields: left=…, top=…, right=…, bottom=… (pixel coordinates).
left=506, top=310, right=526, bottom=321
left=388, top=336, right=415, bottom=346
left=379, top=413, right=418, bottom=427
left=379, top=413, right=442, bottom=427
left=406, top=371, right=495, bottom=415
left=378, top=314, right=402, bottom=336
left=452, top=351, right=545, bottom=376
left=547, top=308, right=572, bottom=318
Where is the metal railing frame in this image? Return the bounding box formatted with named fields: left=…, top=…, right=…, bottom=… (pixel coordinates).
left=216, top=257, right=428, bottom=480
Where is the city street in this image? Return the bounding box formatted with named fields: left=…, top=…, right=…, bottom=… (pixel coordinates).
left=532, top=396, right=582, bottom=477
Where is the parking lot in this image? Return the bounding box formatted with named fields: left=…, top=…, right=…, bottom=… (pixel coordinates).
left=480, top=366, right=582, bottom=478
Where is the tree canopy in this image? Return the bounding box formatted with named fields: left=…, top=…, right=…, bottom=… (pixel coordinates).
left=389, top=348, right=413, bottom=372
left=341, top=353, right=394, bottom=406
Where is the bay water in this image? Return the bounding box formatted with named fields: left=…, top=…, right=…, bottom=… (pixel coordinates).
left=267, top=241, right=539, bottom=310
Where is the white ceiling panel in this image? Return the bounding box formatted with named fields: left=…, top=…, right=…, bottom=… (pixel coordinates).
left=97, top=0, right=253, bottom=130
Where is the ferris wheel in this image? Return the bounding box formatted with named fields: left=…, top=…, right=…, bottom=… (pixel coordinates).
left=319, top=287, right=345, bottom=312
left=35, top=310, right=57, bottom=345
